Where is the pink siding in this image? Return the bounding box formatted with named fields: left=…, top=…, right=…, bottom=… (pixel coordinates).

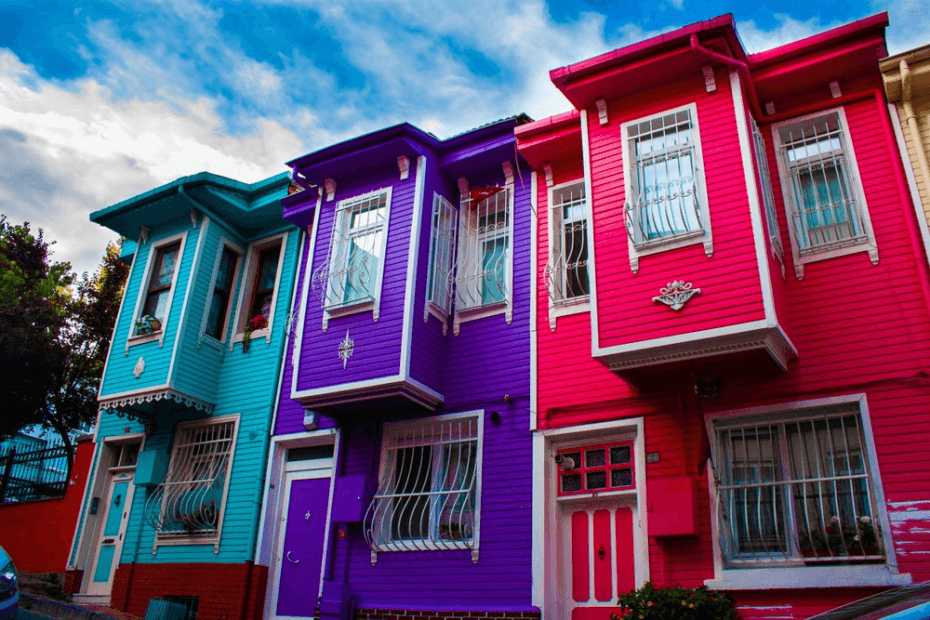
left=527, top=17, right=930, bottom=618
left=589, top=69, right=767, bottom=349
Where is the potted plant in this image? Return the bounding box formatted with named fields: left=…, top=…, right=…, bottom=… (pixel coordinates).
left=175, top=500, right=217, bottom=533
left=135, top=314, right=162, bottom=335
left=844, top=515, right=879, bottom=556
left=242, top=315, right=269, bottom=352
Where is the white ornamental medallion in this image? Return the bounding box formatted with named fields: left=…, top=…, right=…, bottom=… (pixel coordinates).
left=652, top=281, right=701, bottom=311
left=133, top=357, right=145, bottom=378
left=338, top=330, right=354, bottom=369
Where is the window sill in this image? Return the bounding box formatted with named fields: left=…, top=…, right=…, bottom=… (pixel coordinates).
left=794, top=239, right=878, bottom=279
left=706, top=565, right=911, bottom=591
left=374, top=540, right=472, bottom=552
left=322, top=299, right=377, bottom=330
left=627, top=228, right=712, bottom=274
left=549, top=298, right=590, bottom=330
left=231, top=327, right=270, bottom=344
left=453, top=300, right=509, bottom=334
left=126, top=331, right=162, bottom=347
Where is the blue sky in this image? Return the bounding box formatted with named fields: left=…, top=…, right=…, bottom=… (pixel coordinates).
left=1, top=0, right=927, bottom=276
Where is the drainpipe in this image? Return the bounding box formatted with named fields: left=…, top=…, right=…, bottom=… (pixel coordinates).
left=901, top=60, right=930, bottom=222
left=690, top=34, right=765, bottom=121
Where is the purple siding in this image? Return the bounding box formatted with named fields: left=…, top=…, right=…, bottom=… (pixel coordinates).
left=295, top=168, right=412, bottom=393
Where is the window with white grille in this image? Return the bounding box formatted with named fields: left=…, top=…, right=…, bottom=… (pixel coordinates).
left=455, top=188, right=512, bottom=311
left=316, top=189, right=391, bottom=313
left=364, top=414, right=482, bottom=557
left=713, top=403, right=885, bottom=567
left=751, top=118, right=784, bottom=264
left=143, top=416, right=238, bottom=551
left=425, top=194, right=457, bottom=321
left=623, top=105, right=708, bottom=250
left=773, top=109, right=876, bottom=277
left=546, top=181, right=589, bottom=304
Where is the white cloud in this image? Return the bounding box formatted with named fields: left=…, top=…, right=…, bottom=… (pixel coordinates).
left=0, top=49, right=302, bottom=276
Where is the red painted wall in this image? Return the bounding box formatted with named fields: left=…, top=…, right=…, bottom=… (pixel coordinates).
left=111, top=562, right=268, bottom=620
left=0, top=439, right=94, bottom=573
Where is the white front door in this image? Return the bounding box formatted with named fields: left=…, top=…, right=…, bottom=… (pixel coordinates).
left=560, top=501, right=637, bottom=620
left=87, top=472, right=134, bottom=596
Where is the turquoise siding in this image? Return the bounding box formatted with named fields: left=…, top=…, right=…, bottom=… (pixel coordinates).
left=100, top=220, right=203, bottom=397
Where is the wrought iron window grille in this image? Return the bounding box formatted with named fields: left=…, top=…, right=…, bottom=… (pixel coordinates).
left=546, top=181, right=590, bottom=305
left=144, top=417, right=237, bottom=554
left=313, top=190, right=390, bottom=317
left=750, top=118, right=785, bottom=269
left=713, top=404, right=885, bottom=568
left=777, top=112, right=867, bottom=256
left=454, top=188, right=512, bottom=312
left=623, top=108, right=707, bottom=247
left=424, top=194, right=458, bottom=330
left=364, top=415, right=481, bottom=563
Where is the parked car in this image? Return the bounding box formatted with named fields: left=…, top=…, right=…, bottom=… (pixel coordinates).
left=809, top=584, right=930, bottom=619
left=0, top=546, right=18, bottom=620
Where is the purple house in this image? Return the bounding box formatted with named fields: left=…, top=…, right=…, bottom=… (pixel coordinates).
left=253, top=118, right=537, bottom=620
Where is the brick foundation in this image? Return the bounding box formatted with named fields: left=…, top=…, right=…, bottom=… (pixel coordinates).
left=354, top=610, right=541, bottom=620
left=111, top=562, right=268, bottom=620
left=63, top=570, right=84, bottom=594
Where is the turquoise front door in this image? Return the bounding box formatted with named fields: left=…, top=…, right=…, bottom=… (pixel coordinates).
left=88, top=472, right=133, bottom=596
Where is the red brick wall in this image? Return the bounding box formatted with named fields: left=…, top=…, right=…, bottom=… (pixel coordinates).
left=111, top=562, right=268, bottom=620
left=355, top=610, right=541, bottom=620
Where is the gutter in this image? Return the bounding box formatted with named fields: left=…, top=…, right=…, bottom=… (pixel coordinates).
left=900, top=60, right=930, bottom=224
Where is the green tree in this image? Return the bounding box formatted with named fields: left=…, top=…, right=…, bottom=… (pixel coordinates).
left=0, top=217, right=128, bottom=473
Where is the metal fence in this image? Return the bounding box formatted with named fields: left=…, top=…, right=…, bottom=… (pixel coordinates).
left=0, top=444, right=70, bottom=503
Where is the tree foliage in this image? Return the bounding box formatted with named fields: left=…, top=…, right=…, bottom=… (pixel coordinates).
left=0, top=216, right=128, bottom=472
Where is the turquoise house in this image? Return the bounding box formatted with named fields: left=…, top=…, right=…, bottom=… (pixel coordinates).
left=66, top=172, right=300, bottom=620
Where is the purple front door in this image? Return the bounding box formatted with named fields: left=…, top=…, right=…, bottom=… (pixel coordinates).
left=277, top=476, right=331, bottom=617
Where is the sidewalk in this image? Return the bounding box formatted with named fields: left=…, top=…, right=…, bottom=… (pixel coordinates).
left=18, top=593, right=143, bottom=620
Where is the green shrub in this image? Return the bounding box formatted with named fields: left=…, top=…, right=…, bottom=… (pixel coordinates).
left=612, top=582, right=737, bottom=620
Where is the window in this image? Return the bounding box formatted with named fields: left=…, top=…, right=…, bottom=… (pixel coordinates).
left=556, top=441, right=634, bottom=496
left=546, top=181, right=589, bottom=304
left=751, top=118, right=784, bottom=264
left=623, top=106, right=708, bottom=249
left=135, top=240, right=181, bottom=336
left=425, top=194, right=457, bottom=322
left=321, top=189, right=391, bottom=311
left=713, top=403, right=884, bottom=567
left=233, top=234, right=286, bottom=343
left=455, top=187, right=512, bottom=311
left=773, top=109, right=876, bottom=277
left=143, top=416, right=238, bottom=549
left=204, top=245, right=240, bottom=340
left=364, top=414, right=481, bottom=555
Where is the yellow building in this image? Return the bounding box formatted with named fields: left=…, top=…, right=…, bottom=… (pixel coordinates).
left=882, top=45, right=930, bottom=261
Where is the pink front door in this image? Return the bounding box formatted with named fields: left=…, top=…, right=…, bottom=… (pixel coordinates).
left=563, top=504, right=636, bottom=620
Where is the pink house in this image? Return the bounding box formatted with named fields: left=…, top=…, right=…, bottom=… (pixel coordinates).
left=517, top=14, right=930, bottom=620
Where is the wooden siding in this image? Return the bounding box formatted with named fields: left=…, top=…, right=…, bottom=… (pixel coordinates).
left=406, top=163, right=455, bottom=392
left=100, top=219, right=200, bottom=396
left=534, top=67, right=930, bottom=605
left=588, top=70, right=767, bottom=349
left=294, top=168, right=411, bottom=393
left=894, top=93, right=930, bottom=232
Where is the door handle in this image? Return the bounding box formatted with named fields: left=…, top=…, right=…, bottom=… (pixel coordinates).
left=102, top=538, right=116, bottom=544
left=286, top=551, right=299, bottom=564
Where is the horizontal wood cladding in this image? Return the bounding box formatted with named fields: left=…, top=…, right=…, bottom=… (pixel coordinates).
left=730, top=589, right=886, bottom=620
left=588, top=71, right=767, bottom=350
left=111, top=561, right=267, bottom=620
left=295, top=170, right=412, bottom=392
left=894, top=95, right=930, bottom=222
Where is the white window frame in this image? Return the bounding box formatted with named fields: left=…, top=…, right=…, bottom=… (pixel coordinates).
left=364, top=411, right=483, bottom=561
left=424, top=192, right=457, bottom=333
left=750, top=118, right=785, bottom=270
left=145, top=414, right=239, bottom=554
left=453, top=185, right=514, bottom=335
left=319, top=188, right=392, bottom=330
left=705, top=395, right=909, bottom=591
left=546, top=179, right=590, bottom=330
left=772, top=107, right=878, bottom=280
left=621, top=103, right=713, bottom=274
left=127, top=231, right=188, bottom=348
left=230, top=232, right=288, bottom=349
left=198, top=237, right=243, bottom=346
